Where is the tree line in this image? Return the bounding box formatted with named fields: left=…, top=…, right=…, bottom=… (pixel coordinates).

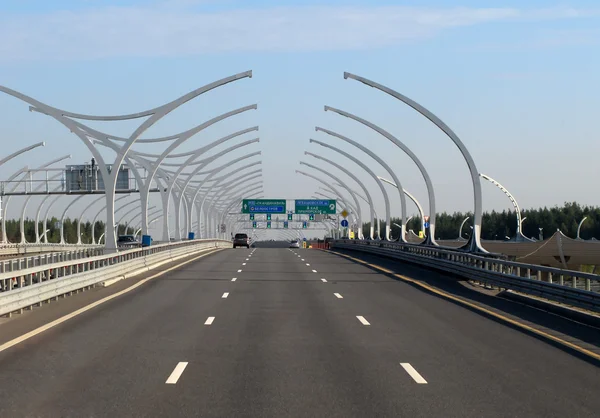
left=1, top=217, right=134, bottom=244
left=360, top=202, right=600, bottom=241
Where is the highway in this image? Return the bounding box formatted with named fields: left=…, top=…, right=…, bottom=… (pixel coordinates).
left=0, top=246, right=599, bottom=417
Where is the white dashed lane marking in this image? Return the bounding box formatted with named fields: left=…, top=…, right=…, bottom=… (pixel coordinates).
left=165, top=362, right=188, bottom=384
left=400, top=363, right=428, bottom=384
left=356, top=316, right=370, bottom=326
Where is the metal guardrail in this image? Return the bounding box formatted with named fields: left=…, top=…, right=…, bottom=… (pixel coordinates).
left=0, top=239, right=231, bottom=317
left=331, top=240, right=600, bottom=313
left=0, top=248, right=105, bottom=274
left=0, top=243, right=103, bottom=256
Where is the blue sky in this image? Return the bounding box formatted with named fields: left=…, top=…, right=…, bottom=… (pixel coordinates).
left=1, top=0, right=599, bottom=236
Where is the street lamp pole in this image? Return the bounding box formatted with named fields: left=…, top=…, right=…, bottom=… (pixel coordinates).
left=343, top=72, right=484, bottom=252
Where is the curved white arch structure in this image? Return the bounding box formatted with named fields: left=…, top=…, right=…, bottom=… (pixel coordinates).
left=305, top=151, right=370, bottom=239
left=343, top=72, right=485, bottom=252
left=322, top=109, right=433, bottom=244
left=1, top=70, right=253, bottom=252
left=480, top=173, right=532, bottom=242
left=308, top=139, right=392, bottom=240
left=298, top=161, right=367, bottom=239
left=376, top=176, right=426, bottom=238
left=314, top=128, right=405, bottom=241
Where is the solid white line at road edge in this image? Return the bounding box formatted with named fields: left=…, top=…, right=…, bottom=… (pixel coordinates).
left=165, top=362, right=189, bottom=384
left=0, top=248, right=224, bottom=355
left=205, top=317, right=215, bottom=325
left=222, top=293, right=229, bottom=298
left=400, top=363, right=428, bottom=384
left=334, top=293, right=343, bottom=298
left=356, top=316, right=370, bottom=326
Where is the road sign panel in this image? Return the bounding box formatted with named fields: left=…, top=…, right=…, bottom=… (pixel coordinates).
left=242, top=199, right=286, bottom=214
left=284, top=221, right=288, bottom=229
left=341, top=219, right=349, bottom=227
left=287, top=213, right=293, bottom=221
left=295, top=199, right=336, bottom=214
left=249, top=214, right=255, bottom=220
left=267, top=221, right=271, bottom=229
left=424, top=222, right=430, bottom=229
left=340, top=209, right=348, bottom=218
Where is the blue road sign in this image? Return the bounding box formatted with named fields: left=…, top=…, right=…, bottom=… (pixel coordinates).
left=424, top=222, right=430, bottom=228
left=341, top=219, right=349, bottom=227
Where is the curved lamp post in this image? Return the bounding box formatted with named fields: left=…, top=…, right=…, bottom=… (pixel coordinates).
left=20, top=172, right=63, bottom=244
left=314, top=190, right=360, bottom=230
left=331, top=184, right=379, bottom=239
left=321, top=109, right=432, bottom=244
left=308, top=138, right=391, bottom=240
left=3, top=70, right=253, bottom=252
left=298, top=161, right=367, bottom=239
left=76, top=195, right=106, bottom=244
left=0, top=142, right=45, bottom=168
left=190, top=150, right=262, bottom=238
left=304, top=151, right=372, bottom=239
left=577, top=217, right=588, bottom=240
left=343, top=72, right=484, bottom=252
left=295, top=170, right=360, bottom=237
left=315, top=126, right=408, bottom=242
left=458, top=217, right=470, bottom=241
left=377, top=176, right=426, bottom=238
left=90, top=195, right=131, bottom=244
left=480, top=173, right=531, bottom=242
left=202, top=169, right=263, bottom=237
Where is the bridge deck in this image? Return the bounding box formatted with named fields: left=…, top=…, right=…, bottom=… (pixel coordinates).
left=0, top=246, right=598, bottom=417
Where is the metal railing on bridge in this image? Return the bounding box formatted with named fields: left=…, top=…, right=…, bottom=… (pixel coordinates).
left=331, top=239, right=600, bottom=313
left=0, top=239, right=231, bottom=317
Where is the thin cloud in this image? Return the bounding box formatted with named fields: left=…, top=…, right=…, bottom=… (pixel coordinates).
left=0, top=5, right=598, bottom=61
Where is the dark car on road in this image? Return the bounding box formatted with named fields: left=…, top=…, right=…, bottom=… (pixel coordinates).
left=118, top=235, right=141, bottom=248
left=233, top=233, right=250, bottom=248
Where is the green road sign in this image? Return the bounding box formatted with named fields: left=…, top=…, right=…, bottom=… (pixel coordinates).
left=295, top=199, right=336, bottom=214
left=242, top=199, right=286, bottom=214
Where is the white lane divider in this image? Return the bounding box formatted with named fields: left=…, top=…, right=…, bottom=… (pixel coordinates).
left=334, top=293, right=343, bottom=298
left=205, top=317, right=215, bottom=325
left=312, top=269, right=318, bottom=273
left=222, top=292, right=229, bottom=299
left=237, top=269, right=242, bottom=273
left=306, top=263, right=310, bottom=266
left=356, top=316, right=370, bottom=326
left=166, top=362, right=188, bottom=384
left=321, top=278, right=328, bottom=283
left=246, top=258, right=249, bottom=261
left=301, top=259, right=305, bottom=261
left=231, top=278, right=237, bottom=282
left=242, top=263, right=246, bottom=266
left=400, top=363, right=428, bottom=384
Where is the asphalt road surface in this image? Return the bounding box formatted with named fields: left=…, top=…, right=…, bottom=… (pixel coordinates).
left=0, top=248, right=598, bottom=417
